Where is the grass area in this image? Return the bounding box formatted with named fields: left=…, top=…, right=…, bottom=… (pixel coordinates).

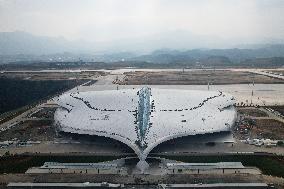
left=0, top=155, right=126, bottom=174
left=160, top=155, right=284, bottom=178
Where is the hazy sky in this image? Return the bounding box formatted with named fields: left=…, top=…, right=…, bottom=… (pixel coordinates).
left=0, top=0, right=284, bottom=44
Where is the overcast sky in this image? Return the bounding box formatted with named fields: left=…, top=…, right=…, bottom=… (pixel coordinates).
left=0, top=0, right=284, bottom=44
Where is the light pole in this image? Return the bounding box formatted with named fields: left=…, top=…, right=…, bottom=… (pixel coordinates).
left=251, top=75, right=254, bottom=105
left=207, top=74, right=210, bottom=91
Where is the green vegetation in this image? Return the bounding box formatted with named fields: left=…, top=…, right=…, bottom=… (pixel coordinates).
left=0, top=78, right=81, bottom=114
left=161, top=155, right=284, bottom=178
left=277, top=141, right=284, bottom=146
left=0, top=155, right=125, bottom=173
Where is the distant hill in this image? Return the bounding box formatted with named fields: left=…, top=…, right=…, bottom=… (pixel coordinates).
left=239, top=57, right=284, bottom=67
left=0, top=31, right=72, bottom=55
left=1, top=31, right=284, bottom=67
left=130, top=46, right=284, bottom=63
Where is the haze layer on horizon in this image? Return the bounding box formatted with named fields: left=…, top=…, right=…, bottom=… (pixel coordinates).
left=0, top=0, right=284, bottom=50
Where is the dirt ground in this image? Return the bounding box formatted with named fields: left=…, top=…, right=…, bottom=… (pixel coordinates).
left=28, top=107, right=56, bottom=119
left=251, top=119, right=284, bottom=140
left=117, top=70, right=284, bottom=85
left=262, top=175, right=284, bottom=189
left=269, top=106, right=284, bottom=115
left=0, top=120, right=56, bottom=141
left=0, top=173, right=265, bottom=186
left=238, top=108, right=268, bottom=117
left=235, top=107, right=284, bottom=141
left=0, top=71, right=105, bottom=81
left=270, top=70, right=284, bottom=75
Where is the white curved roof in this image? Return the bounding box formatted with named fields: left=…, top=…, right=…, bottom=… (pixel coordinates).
left=54, top=88, right=237, bottom=160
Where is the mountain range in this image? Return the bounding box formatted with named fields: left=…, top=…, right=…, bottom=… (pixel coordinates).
left=1, top=31, right=284, bottom=65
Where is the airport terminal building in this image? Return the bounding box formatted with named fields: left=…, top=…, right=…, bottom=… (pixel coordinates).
left=54, top=87, right=237, bottom=170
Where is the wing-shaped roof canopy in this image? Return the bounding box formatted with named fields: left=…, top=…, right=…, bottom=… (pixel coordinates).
left=54, top=87, right=237, bottom=161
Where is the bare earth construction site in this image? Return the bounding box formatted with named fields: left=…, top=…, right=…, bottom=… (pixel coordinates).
left=0, top=69, right=284, bottom=189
